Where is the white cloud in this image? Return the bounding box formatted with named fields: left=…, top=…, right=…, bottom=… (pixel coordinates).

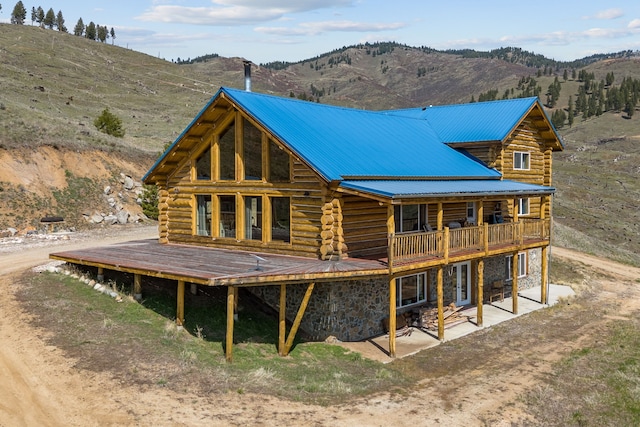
left=629, top=19, right=640, bottom=29
left=594, top=8, right=624, bottom=20
left=136, top=0, right=355, bottom=26
left=256, top=20, right=405, bottom=36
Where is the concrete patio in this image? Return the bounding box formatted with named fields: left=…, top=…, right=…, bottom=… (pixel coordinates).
left=337, top=284, right=576, bottom=363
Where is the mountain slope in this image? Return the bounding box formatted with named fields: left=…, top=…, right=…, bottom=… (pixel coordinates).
left=1, top=24, right=639, bottom=266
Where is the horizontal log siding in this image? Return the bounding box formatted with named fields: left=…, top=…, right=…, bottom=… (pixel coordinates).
left=501, top=119, right=546, bottom=185
left=342, top=196, right=388, bottom=258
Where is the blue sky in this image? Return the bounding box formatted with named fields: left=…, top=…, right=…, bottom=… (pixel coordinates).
left=3, top=1, right=640, bottom=64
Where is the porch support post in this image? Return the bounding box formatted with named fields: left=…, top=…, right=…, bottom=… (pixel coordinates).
left=389, top=276, right=396, bottom=358
left=512, top=252, right=519, bottom=314
left=176, top=280, right=185, bottom=326
left=541, top=246, right=549, bottom=305
left=278, top=284, right=286, bottom=356
left=283, top=282, right=315, bottom=356
left=437, top=266, right=444, bottom=341
left=437, top=202, right=443, bottom=230
left=97, top=267, right=104, bottom=282
left=133, top=273, right=142, bottom=301
left=477, top=260, right=484, bottom=327
left=226, top=286, right=236, bottom=363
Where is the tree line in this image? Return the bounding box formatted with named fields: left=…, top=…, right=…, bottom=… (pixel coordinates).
left=7, top=1, right=116, bottom=44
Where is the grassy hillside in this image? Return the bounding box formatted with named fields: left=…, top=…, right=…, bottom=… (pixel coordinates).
left=1, top=24, right=639, bottom=266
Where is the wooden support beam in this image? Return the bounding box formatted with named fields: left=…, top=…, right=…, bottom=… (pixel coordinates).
left=389, top=276, right=396, bottom=358
left=512, top=252, right=519, bottom=315
left=176, top=280, right=185, bottom=326
left=443, top=227, right=450, bottom=263
left=97, top=267, right=104, bottom=282
left=278, top=284, right=286, bottom=356
left=226, top=286, right=236, bottom=363
left=477, top=260, right=484, bottom=327
left=437, top=202, right=443, bottom=230
left=437, top=266, right=444, bottom=341
left=483, top=222, right=489, bottom=255
left=133, top=274, right=142, bottom=301
left=541, top=246, right=549, bottom=305
left=283, top=282, right=315, bottom=356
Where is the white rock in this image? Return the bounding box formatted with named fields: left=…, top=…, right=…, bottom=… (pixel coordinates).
left=103, top=185, right=112, bottom=195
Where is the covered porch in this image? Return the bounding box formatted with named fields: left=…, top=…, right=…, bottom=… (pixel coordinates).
left=339, top=283, right=576, bottom=363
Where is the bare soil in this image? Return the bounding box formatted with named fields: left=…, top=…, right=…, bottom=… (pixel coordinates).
left=1, top=228, right=639, bottom=426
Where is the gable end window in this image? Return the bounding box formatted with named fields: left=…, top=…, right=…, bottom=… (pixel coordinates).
left=195, top=147, right=211, bottom=180
left=513, top=152, right=530, bottom=170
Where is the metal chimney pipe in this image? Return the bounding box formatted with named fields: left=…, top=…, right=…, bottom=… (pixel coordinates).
left=243, top=60, right=251, bottom=92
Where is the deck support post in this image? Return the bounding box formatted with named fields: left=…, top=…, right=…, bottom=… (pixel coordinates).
left=477, top=260, right=484, bottom=327
left=437, top=266, right=444, bottom=341
left=512, top=251, right=519, bottom=314
left=283, top=282, right=314, bottom=356
left=176, top=280, right=185, bottom=327
left=133, top=274, right=142, bottom=301
left=97, top=267, right=104, bottom=282
left=226, top=286, right=236, bottom=363
left=541, top=246, right=549, bottom=305
left=278, top=284, right=286, bottom=356
left=389, top=276, right=396, bottom=358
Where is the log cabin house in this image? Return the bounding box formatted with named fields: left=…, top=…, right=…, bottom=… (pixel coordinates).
left=52, top=86, right=563, bottom=361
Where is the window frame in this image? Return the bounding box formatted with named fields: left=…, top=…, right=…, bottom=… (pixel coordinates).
left=396, top=273, right=427, bottom=308
left=394, top=204, right=428, bottom=233
left=506, top=252, right=527, bottom=280
left=513, top=151, right=531, bottom=170
left=194, top=194, right=212, bottom=236
left=518, top=198, right=530, bottom=216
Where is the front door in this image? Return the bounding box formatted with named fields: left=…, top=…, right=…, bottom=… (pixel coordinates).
left=453, top=261, right=471, bottom=306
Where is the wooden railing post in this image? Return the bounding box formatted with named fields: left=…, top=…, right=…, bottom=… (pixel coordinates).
left=443, top=227, right=449, bottom=263
left=483, top=222, right=489, bottom=255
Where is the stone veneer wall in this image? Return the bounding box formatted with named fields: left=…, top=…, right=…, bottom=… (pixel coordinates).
left=247, top=276, right=390, bottom=342
left=247, top=248, right=544, bottom=341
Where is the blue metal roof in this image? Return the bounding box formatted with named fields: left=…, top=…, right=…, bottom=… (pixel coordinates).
left=340, top=179, right=555, bottom=199
left=387, top=97, right=539, bottom=143
left=221, top=87, right=500, bottom=182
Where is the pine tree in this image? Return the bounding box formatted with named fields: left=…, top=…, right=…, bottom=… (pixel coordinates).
left=73, top=17, right=84, bottom=36
left=35, top=6, right=43, bottom=26
left=110, top=27, right=116, bottom=45
left=85, top=21, right=96, bottom=40
left=43, top=8, right=55, bottom=29
left=97, top=25, right=107, bottom=42
left=55, top=10, right=66, bottom=32
left=567, top=96, right=574, bottom=127
left=30, top=6, right=36, bottom=25
left=11, top=1, right=27, bottom=24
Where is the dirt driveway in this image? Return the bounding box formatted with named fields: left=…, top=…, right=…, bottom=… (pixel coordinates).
left=1, top=229, right=639, bottom=426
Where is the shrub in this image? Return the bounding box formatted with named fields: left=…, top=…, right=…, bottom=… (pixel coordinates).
left=140, top=184, right=159, bottom=220
left=94, top=107, right=125, bottom=137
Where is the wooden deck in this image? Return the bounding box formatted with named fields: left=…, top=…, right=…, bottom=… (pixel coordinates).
left=49, top=239, right=389, bottom=287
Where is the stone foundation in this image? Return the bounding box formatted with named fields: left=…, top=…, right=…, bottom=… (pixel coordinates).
left=247, top=249, right=543, bottom=341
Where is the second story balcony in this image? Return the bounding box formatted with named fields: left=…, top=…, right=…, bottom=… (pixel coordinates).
left=389, top=218, right=550, bottom=273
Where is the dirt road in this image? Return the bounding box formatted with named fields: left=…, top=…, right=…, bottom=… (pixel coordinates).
left=1, top=234, right=639, bottom=426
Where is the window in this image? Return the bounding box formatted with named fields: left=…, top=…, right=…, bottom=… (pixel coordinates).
left=219, top=121, right=235, bottom=180
left=244, top=196, right=263, bottom=241
left=394, top=204, right=428, bottom=233
left=219, top=195, right=236, bottom=238
left=269, top=140, right=290, bottom=182
left=466, top=202, right=476, bottom=225
left=195, top=195, right=211, bottom=236
left=518, top=198, right=530, bottom=216
left=195, top=147, right=211, bottom=180
left=243, top=119, right=262, bottom=180
left=506, top=252, right=527, bottom=280
left=396, top=273, right=427, bottom=308
left=271, top=197, right=290, bottom=243
left=513, top=152, right=530, bottom=170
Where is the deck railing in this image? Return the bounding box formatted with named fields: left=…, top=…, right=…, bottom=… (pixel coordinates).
left=390, top=218, right=550, bottom=264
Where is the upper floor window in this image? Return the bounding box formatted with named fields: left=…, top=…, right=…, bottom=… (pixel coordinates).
left=513, top=152, right=530, bottom=170
left=506, top=252, right=527, bottom=280
left=219, top=195, right=236, bottom=238
left=396, top=273, right=427, bottom=308
left=219, top=121, right=235, bottom=180
left=269, top=140, right=290, bottom=182
left=244, top=196, right=263, bottom=240
left=195, top=147, right=211, bottom=180
left=518, top=198, right=530, bottom=216
left=394, top=204, right=428, bottom=233
left=271, top=197, right=291, bottom=243
left=243, top=119, right=262, bottom=180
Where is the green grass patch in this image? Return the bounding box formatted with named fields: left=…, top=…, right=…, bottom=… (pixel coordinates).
left=16, top=270, right=408, bottom=405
